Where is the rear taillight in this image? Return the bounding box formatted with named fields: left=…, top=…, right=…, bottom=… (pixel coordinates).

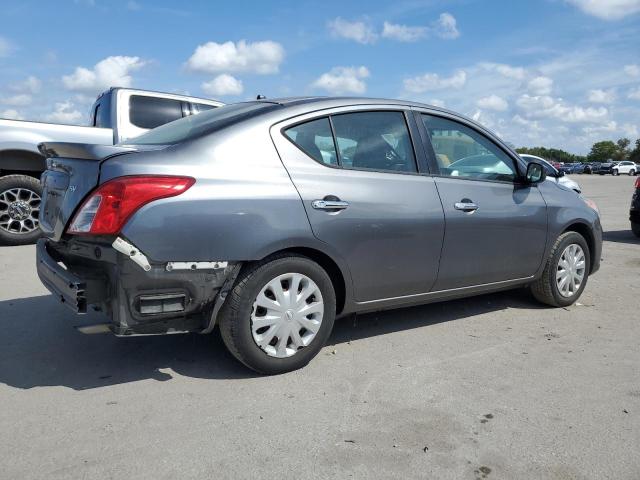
left=67, top=175, right=195, bottom=235
left=635, top=177, right=640, bottom=189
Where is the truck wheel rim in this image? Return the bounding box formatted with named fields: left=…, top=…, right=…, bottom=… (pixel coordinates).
left=556, top=244, right=586, bottom=298
left=0, top=187, right=41, bottom=235
left=250, top=272, right=324, bottom=358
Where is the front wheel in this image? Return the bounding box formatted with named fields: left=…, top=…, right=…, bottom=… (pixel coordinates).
left=0, top=174, right=42, bottom=246
left=612, top=169, right=619, bottom=176
left=629, top=169, right=636, bottom=176
left=531, top=231, right=590, bottom=307
left=218, top=254, right=336, bottom=374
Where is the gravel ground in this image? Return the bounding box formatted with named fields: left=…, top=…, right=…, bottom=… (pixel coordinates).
left=0, top=174, right=638, bottom=480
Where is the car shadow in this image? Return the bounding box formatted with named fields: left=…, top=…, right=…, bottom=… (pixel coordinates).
left=0, top=288, right=542, bottom=391
left=603, top=229, right=640, bottom=245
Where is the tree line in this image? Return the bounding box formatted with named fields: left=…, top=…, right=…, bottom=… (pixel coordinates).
left=516, top=138, right=640, bottom=163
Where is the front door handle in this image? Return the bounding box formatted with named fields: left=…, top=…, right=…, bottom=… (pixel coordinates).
left=312, top=199, right=349, bottom=211
left=454, top=201, right=479, bottom=212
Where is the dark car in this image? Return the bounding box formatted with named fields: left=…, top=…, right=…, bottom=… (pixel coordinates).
left=582, top=163, right=594, bottom=174
left=36, top=97, right=603, bottom=374
left=631, top=176, right=640, bottom=237
left=598, top=161, right=615, bottom=175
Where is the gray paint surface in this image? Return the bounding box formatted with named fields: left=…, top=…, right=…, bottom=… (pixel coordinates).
left=38, top=97, right=602, bottom=318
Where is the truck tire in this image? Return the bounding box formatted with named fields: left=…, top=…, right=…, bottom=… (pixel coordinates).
left=531, top=231, right=590, bottom=307
left=219, top=254, right=336, bottom=374
left=0, top=174, right=43, bottom=246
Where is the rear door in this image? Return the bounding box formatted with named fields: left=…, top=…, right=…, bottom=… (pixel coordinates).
left=417, top=111, right=547, bottom=291
left=271, top=106, right=445, bottom=303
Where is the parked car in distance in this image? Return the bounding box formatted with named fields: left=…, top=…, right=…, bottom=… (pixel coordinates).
left=519, top=154, right=582, bottom=193
left=612, top=161, right=637, bottom=176
left=558, top=163, right=573, bottom=175
left=37, top=97, right=603, bottom=374
left=598, top=161, right=615, bottom=175
left=631, top=176, right=640, bottom=237
left=0, top=87, right=223, bottom=246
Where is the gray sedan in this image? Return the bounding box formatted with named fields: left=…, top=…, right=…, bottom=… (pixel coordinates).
left=36, top=97, right=602, bottom=374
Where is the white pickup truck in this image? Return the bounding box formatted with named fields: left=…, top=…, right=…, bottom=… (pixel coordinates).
left=0, top=87, right=223, bottom=245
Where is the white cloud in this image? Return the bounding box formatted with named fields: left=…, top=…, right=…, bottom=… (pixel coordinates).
left=62, top=56, right=146, bottom=93
left=582, top=120, right=617, bottom=134
left=381, top=22, right=426, bottom=42
left=44, top=101, right=84, bottom=124
left=10, top=76, right=41, bottom=94
left=587, top=88, right=616, bottom=103
left=621, top=123, right=639, bottom=137
left=0, top=36, right=11, bottom=57
left=403, top=70, right=466, bottom=93
left=429, top=99, right=446, bottom=108
left=528, top=76, right=554, bottom=95
left=629, top=87, right=640, bottom=100
left=477, top=94, right=509, bottom=111
left=328, top=17, right=377, bottom=44
left=566, top=0, right=640, bottom=20
left=516, top=94, right=608, bottom=123
left=433, top=12, right=460, bottom=39
left=624, top=64, right=640, bottom=77
left=1, top=109, right=23, bottom=120
left=186, top=40, right=284, bottom=74
left=0, top=94, right=32, bottom=106
left=311, top=66, right=370, bottom=94
left=201, top=74, right=243, bottom=96
left=480, top=63, right=526, bottom=80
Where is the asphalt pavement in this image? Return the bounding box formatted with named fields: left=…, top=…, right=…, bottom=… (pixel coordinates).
left=0, top=174, right=638, bottom=479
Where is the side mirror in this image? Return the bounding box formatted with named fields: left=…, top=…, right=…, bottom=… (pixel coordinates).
left=526, top=162, right=546, bottom=184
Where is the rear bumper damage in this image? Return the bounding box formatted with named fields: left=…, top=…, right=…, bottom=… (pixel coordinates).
left=36, top=237, right=239, bottom=335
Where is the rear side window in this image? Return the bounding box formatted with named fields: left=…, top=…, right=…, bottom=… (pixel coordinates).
left=284, top=118, right=337, bottom=165
left=193, top=103, right=216, bottom=113
left=129, top=95, right=184, bottom=129
left=284, top=111, right=417, bottom=174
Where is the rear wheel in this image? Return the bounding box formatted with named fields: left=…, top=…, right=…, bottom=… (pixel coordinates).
left=630, top=169, right=636, bottom=176
left=612, top=169, right=618, bottom=176
left=531, top=231, right=590, bottom=307
left=219, top=254, right=336, bottom=374
left=0, top=175, right=42, bottom=246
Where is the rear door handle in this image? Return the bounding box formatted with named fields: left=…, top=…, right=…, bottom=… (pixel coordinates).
left=312, top=199, right=349, bottom=211
left=454, top=201, right=479, bottom=212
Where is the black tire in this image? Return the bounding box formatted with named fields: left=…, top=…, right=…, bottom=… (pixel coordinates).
left=0, top=174, right=42, bottom=246
left=629, top=169, right=636, bottom=176
left=612, top=169, right=619, bottom=176
left=218, top=254, right=336, bottom=374
left=632, top=222, right=640, bottom=238
left=531, top=231, right=590, bottom=307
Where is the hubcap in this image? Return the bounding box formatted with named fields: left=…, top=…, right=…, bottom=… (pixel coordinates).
left=556, top=244, right=586, bottom=298
left=250, top=272, right=324, bottom=358
left=0, top=187, right=41, bottom=234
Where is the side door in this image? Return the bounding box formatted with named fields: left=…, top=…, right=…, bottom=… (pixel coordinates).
left=271, top=107, right=445, bottom=303
left=417, top=111, right=548, bottom=291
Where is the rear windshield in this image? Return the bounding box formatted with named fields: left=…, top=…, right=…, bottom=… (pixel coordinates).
left=123, top=102, right=277, bottom=146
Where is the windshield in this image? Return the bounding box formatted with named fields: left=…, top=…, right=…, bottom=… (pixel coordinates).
left=122, top=102, right=278, bottom=146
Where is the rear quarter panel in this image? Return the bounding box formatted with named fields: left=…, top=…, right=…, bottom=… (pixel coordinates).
left=100, top=122, right=321, bottom=263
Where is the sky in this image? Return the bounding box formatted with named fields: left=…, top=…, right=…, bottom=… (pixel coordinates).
left=0, top=0, right=639, bottom=154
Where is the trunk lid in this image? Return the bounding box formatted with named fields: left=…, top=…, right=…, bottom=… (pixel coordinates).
left=39, top=142, right=137, bottom=241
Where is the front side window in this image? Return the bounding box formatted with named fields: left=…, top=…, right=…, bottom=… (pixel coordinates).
left=129, top=95, right=184, bottom=129
left=422, top=114, right=517, bottom=182
left=284, top=118, right=337, bottom=166
left=332, top=111, right=416, bottom=173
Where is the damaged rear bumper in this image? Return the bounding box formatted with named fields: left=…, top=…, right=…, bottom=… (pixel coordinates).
left=36, top=237, right=239, bottom=335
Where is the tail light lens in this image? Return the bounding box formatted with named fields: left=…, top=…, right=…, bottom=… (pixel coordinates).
left=67, top=175, right=195, bottom=235
left=635, top=177, right=640, bottom=189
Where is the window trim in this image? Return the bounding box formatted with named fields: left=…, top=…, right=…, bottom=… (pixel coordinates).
left=280, top=109, right=423, bottom=176
left=415, top=109, right=528, bottom=185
